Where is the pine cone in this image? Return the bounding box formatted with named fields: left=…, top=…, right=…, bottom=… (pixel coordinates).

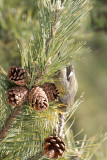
left=6, top=86, right=28, bottom=107
left=29, top=86, right=49, bottom=111
left=8, top=66, right=27, bottom=86
left=43, top=136, right=66, bottom=159
left=42, top=83, right=58, bottom=101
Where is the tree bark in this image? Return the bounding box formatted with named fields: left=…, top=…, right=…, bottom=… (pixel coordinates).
left=0, top=107, right=22, bottom=140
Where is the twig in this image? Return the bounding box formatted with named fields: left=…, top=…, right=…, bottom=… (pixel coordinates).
left=58, top=113, right=65, bottom=137
left=71, top=156, right=80, bottom=160
left=57, top=113, right=80, bottom=160
left=0, top=106, right=22, bottom=140
left=35, top=8, right=61, bottom=85
left=46, top=8, right=61, bottom=54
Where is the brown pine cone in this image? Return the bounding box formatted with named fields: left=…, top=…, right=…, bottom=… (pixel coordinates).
left=42, top=83, right=58, bottom=101
left=8, top=66, right=27, bottom=86
left=29, top=86, right=49, bottom=111
left=6, top=86, right=28, bottom=107
left=43, top=136, right=66, bottom=159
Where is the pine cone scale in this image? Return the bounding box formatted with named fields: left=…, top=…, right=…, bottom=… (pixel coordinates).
left=58, top=149, right=63, bottom=156
left=43, top=142, right=51, bottom=150
left=53, top=152, right=59, bottom=159
left=60, top=143, right=65, bottom=151
left=47, top=150, right=57, bottom=159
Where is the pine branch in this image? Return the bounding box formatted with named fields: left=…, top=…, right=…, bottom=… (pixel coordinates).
left=21, top=0, right=91, bottom=87
left=1, top=1, right=105, bottom=160
left=0, top=106, right=22, bottom=140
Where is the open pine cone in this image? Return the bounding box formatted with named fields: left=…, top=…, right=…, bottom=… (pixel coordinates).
left=6, top=86, right=28, bottom=107
left=42, top=83, right=58, bottom=101
left=8, top=66, right=27, bottom=86
left=43, top=136, right=66, bottom=159
left=29, top=86, right=49, bottom=111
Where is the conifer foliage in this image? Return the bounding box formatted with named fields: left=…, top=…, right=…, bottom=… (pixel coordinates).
left=0, top=0, right=107, bottom=160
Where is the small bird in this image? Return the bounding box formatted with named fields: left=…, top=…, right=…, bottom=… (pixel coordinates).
left=54, top=64, right=78, bottom=112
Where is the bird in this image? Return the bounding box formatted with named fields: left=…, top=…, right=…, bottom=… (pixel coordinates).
left=54, top=64, right=78, bottom=113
